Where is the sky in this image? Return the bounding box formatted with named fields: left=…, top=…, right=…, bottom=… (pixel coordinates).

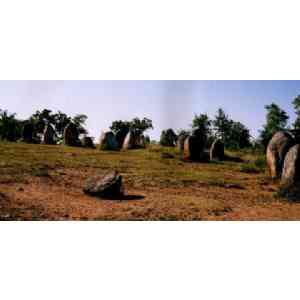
left=0, top=80, right=299, bottom=140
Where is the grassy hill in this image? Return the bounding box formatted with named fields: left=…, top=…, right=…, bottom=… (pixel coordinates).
left=0, top=142, right=299, bottom=220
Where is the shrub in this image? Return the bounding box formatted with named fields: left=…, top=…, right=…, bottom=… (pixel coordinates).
left=240, top=162, right=260, bottom=174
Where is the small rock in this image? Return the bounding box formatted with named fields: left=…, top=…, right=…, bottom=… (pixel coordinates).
left=17, top=187, right=24, bottom=192
left=83, top=171, right=124, bottom=199
left=161, top=152, right=175, bottom=159
left=224, top=184, right=245, bottom=190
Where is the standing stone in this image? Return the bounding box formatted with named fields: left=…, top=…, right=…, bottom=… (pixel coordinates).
left=280, top=144, right=300, bottom=200
left=99, top=132, right=118, bottom=151
left=81, top=136, right=95, bottom=148
left=83, top=170, right=124, bottom=199
left=64, top=123, right=80, bottom=147
left=137, top=135, right=146, bottom=148
left=178, top=134, right=189, bottom=159
left=42, top=124, right=56, bottom=145
left=115, top=128, right=129, bottom=149
left=22, top=123, right=34, bottom=143
left=210, top=139, right=225, bottom=161
left=183, top=135, right=205, bottom=161
left=266, top=131, right=295, bottom=179
left=122, top=130, right=138, bottom=150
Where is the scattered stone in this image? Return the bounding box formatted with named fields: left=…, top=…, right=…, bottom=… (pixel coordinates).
left=161, top=152, right=175, bottom=159
left=22, top=123, right=34, bottom=143
left=81, top=136, right=95, bottom=148
left=64, top=123, right=80, bottom=147
left=42, top=124, right=56, bottom=145
left=83, top=171, right=124, bottom=199
left=210, top=139, right=225, bottom=161
left=16, top=187, right=24, bottom=192
left=266, top=131, right=295, bottom=179
left=224, top=183, right=245, bottom=190
left=279, top=144, right=300, bottom=200
left=183, top=134, right=205, bottom=161
left=99, top=132, right=119, bottom=151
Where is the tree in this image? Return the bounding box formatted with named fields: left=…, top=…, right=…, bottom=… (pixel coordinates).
left=29, top=109, right=56, bottom=136
left=227, top=121, right=251, bottom=149
left=160, top=129, right=177, bottom=147
left=293, top=95, right=300, bottom=130
left=110, top=120, right=132, bottom=134
left=192, top=113, right=212, bottom=139
left=110, top=117, right=153, bottom=135
left=72, top=114, right=88, bottom=135
left=53, top=111, right=71, bottom=137
left=29, top=110, right=88, bottom=140
left=131, top=117, right=153, bottom=135
left=212, top=108, right=251, bottom=149
left=212, top=108, right=232, bottom=143
left=0, top=110, right=22, bottom=141
left=260, top=103, right=289, bottom=148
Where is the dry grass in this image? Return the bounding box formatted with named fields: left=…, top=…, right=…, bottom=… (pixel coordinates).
left=0, top=141, right=300, bottom=220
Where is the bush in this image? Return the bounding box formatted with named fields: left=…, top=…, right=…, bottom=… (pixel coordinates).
left=254, top=157, right=266, bottom=170
left=240, top=162, right=260, bottom=174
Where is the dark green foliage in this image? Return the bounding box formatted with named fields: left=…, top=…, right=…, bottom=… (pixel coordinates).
left=29, top=109, right=88, bottom=140
left=293, top=95, right=300, bottom=130
left=160, top=129, right=177, bottom=147
left=110, top=117, right=153, bottom=136
left=0, top=110, right=22, bottom=142
left=227, top=121, right=251, bottom=149
left=212, top=108, right=251, bottom=149
left=72, top=114, right=88, bottom=135
left=192, top=113, right=212, bottom=140
left=53, top=111, right=72, bottom=136
left=259, top=103, right=289, bottom=149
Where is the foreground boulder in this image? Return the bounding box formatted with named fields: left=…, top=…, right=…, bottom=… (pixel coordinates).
left=266, top=131, right=295, bottom=179
left=81, top=136, right=95, bottom=148
left=42, top=124, right=56, bottom=145
left=64, top=123, right=80, bottom=146
left=279, top=144, right=300, bottom=200
left=99, top=132, right=118, bottom=151
left=210, top=139, right=225, bottom=161
left=83, top=171, right=124, bottom=199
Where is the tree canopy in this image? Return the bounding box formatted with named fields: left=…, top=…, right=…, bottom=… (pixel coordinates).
left=110, top=117, right=153, bottom=135
left=259, top=103, right=289, bottom=148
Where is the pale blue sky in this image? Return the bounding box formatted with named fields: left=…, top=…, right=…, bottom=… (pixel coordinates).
left=0, top=80, right=299, bottom=140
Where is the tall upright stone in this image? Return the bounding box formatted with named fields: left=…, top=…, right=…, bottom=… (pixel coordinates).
left=210, top=139, right=225, bottom=161
left=81, top=136, right=95, bottom=148
left=99, top=132, right=118, bottom=151
left=177, top=134, right=189, bottom=160
left=22, top=123, right=34, bottom=143
left=115, top=128, right=129, bottom=149
left=183, top=135, right=205, bottom=161
left=280, top=144, right=300, bottom=200
left=122, top=130, right=138, bottom=150
left=266, top=131, right=295, bottom=179
left=42, top=124, right=56, bottom=145
left=64, top=123, right=80, bottom=147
